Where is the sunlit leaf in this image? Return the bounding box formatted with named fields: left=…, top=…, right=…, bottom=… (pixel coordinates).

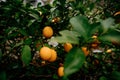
left=101, top=18, right=115, bottom=33
left=70, top=15, right=90, bottom=39
left=59, top=30, right=80, bottom=37
left=64, top=47, right=85, bottom=77
left=50, top=30, right=80, bottom=44
left=21, top=45, right=32, bottom=66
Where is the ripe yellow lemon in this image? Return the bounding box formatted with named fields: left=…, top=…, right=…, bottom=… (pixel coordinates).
left=106, top=49, right=112, bottom=53
left=43, top=26, right=53, bottom=38
left=92, top=35, right=97, bottom=39
left=64, top=43, right=73, bottom=52
left=48, top=49, right=57, bottom=62
left=39, top=47, right=52, bottom=60
left=81, top=47, right=89, bottom=56
left=58, top=66, right=64, bottom=77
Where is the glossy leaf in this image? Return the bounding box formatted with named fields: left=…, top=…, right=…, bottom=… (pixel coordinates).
left=70, top=15, right=90, bottom=39
left=64, top=47, right=85, bottom=77
left=21, top=45, right=32, bottom=66
left=50, top=30, right=80, bottom=44
left=101, top=18, right=115, bottom=33
left=99, top=29, right=120, bottom=43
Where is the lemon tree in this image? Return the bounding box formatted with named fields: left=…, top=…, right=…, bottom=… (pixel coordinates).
left=0, top=0, right=120, bottom=80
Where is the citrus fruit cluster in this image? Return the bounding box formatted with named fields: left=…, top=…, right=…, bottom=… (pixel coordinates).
left=39, top=46, right=57, bottom=62
left=41, top=26, right=74, bottom=77
left=39, top=46, right=65, bottom=77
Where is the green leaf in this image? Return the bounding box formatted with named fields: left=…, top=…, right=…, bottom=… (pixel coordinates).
left=53, top=74, right=59, bottom=79
left=64, top=47, right=85, bottom=77
left=5, top=27, right=17, bottom=35
left=0, top=71, right=6, bottom=80
left=99, top=29, right=120, bottom=43
left=110, top=71, right=120, bottom=80
left=101, top=18, right=115, bottom=33
left=19, top=29, right=28, bottom=36
left=50, top=30, right=80, bottom=44
left=0, top=49, right=2, bottom=60
left=8, top=32, right=19, bottom=38
left=70, top=15, right=90, bottom=39
left=99, top=76, right=107, bottom=80
left=24, top=38, right=32, bottom=45
left=27, top=19, right=36, bottom=27
left=89, top=22, right=101, bottom=36
left=29, top=10, right=40, bottom=20
left=0, top=36, right=4, bottom=39
left=21, top=45, right=32, bottom=66
left=12, top=40, right=24, bottom=49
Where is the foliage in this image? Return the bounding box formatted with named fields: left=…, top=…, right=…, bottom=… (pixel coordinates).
left=0, top=0, right=120, bottom=80
left=64, top=47, right=85, bottom=77
left=21, top=45, right=32, bottom=66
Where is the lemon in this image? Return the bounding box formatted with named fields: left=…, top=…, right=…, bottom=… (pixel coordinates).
left=106, top=49, right=112, bottom=53
left=81, top=47, right=89, bottom=56
left=92, top=35, right=97, bottom=39
left=58, top=66, right=64, bottom=77
left=64, top=43, right=73, bottom=52
left=43, top=26, right=53, bottom=38
left=39, top=47, right=52, bottom=60
left=48, top=49, right=57, bottom=62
